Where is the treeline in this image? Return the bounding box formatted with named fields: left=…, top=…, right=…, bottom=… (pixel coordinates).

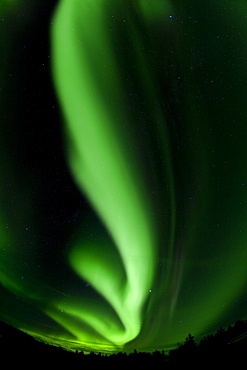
left=169, top=319, right=247, bottom=366
left=0, top=319, right=246, bottom=367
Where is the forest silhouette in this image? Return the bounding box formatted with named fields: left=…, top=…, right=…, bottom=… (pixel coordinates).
left=0, top=319, right=246, bottom=367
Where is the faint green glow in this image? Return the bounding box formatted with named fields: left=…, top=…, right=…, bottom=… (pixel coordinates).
left=134, top=0, right=172, bottom=19
left=1, top=0, right=22, bottom=10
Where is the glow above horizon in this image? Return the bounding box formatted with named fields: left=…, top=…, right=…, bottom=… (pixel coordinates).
left=0, top=0, right=247, bottom=353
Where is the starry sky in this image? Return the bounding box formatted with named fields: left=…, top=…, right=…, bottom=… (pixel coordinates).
left=0, top=0, right=247, bottom=353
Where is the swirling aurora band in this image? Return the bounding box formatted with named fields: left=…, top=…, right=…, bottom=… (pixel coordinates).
left=0, top=0, right=247, bottom=353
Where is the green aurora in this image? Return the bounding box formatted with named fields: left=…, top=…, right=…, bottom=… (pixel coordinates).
left=0, top=0, right=247, bottom=353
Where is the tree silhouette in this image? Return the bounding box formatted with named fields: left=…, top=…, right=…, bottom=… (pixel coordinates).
left=184, top=333, right=196, bottom=347
left=0, top=319, right=246, bottom=366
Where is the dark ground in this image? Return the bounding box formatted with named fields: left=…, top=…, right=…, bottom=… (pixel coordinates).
left=0, top=319, right=246, bottom=368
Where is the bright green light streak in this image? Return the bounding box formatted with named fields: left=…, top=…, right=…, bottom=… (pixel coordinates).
left=49, top=0, right=247, bottom=353
left=1, top=0, right=246, bottom=355
left=49, top=0, right=166, bottom=348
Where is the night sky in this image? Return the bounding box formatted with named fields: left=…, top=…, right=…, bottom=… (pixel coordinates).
left=0, top=0, right=247, bottom=354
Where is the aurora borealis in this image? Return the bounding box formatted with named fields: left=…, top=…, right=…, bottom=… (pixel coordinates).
left=0, top=0, right=247, bottom=354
